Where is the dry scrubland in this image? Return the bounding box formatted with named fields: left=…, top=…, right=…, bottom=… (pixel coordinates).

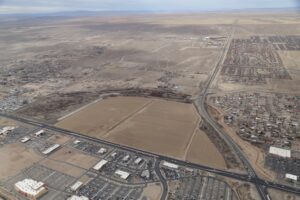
left=0, top=13, right=228, bottom=121
left=57, top=96, right=226, bottom=168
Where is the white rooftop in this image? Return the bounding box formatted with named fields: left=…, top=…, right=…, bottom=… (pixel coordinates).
left=162, top=161, right=179, bottom=169
left=70, top=181, right=83, bottom=191
left=15, top=179, right=46, bottom=197
left=285, top=173, right=298, bottom=181
left=67, top=195, right=89, bottom=200
left=35, top=130, right=45, bottom=136
left=269, top=146, right=291, bottom=158
left=21, top=137, right=30, bottom=143
left=115, top=169, right=130, bottom=180
left=0, top=126, right=15, bottom=134
left=93, top=159, right=108, bottom=171
left=42, top=144, right=60, bottom=155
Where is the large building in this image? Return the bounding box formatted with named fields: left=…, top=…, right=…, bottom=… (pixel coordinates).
left=14, top=179, right=48, bottom=200
left=269, top=146, right=291, bottom=158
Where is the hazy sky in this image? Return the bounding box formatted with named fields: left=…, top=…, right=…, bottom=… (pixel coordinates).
left=0, top=0, right=299, bottom=14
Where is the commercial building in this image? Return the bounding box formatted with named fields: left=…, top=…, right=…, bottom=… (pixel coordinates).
left=67, top=195, right=89, bottom=200
left=269, top=146, right=291, bottom=158
left=0, top=126, right=15, bottom=135
left=115, top=170, right=130, bottom=180
left=14, top=179, right=48, bottom=200
left=93, top=159, right=108, bottom=171
left=285, top=173, right=298, bottom=182
left=98, top=147, right=107, bottom=154
left=70, top=181, right=83, bottom=192
left=42, top=144, right=60, bottom=155
left=162, top=161, right=179, bottom=169
left=134, top=157, right=142, bottom=165
left=34, top=130, right=45, bottom=137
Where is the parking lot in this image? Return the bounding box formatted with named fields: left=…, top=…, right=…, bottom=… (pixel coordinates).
left=77, top=175, right=144, bottom=200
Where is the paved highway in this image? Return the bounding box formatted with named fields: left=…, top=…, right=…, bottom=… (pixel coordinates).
left=1, top=113, right=300, bottom=198
left=193, top=21, right=269, bottom=200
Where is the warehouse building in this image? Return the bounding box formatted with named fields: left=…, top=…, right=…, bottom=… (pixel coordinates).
left=269, top=146, right=291, bottom=158
left=14, top=179, right=48, bottom=200
left=42, top=144, right=60, bottom=155
left=93, top=159, right=108, bottom=171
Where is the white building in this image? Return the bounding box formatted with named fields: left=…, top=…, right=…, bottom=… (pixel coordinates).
left=285, top=173, right=298, bottom=182
left=67, top=195, right=89, bottom=200
left=21, top=137, right=30, bottom=143
left=162, top=161, right=179, bottom=169
left=115, top=170, right=130, bottom=180
left=269, top=146, right=291, bottom=158
left=70, top=181, right=83, bottom=192
left=73, top=140, right=81, bottom=145
left=98, top=148, right=107, bottom=154
left=15, top=179, right=48, bottom=199
left=0, top=126, right=15, bottom=135
left=93, top=159, right=108, bottom=171
left=134, top=157, right=142, bottom=165
left=35, top=130, right=45, bottom=137
left=42, top=144, right=60, bottom=155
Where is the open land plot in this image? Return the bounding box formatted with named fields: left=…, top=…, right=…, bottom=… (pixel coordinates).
left=185, top=129, right=226, bottom=169
left=56, top=96, right=225, bottom=166
left=49, top=147, right=99, bottom=169
left=106, top=98, right=199, bottom=158
left=56, top=96, right=152, bottom=137
left=0, top=143, right=42, bottom=180
left=40, top=159, right=85, bottom=178
left=141, top=183, right=162, bottom=200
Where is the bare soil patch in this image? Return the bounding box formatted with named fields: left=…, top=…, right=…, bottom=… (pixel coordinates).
left=40, top=159, right=85, bottom=178
left=0, top=143, right=42, bottom=180
left=185, top=129, right=227, bottom=169
left=49, top=147, right=99, bottom=169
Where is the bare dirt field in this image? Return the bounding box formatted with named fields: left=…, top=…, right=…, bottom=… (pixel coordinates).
left=56, top=96, right=152, bottom=137
left=56, top=96, right=225, bottom=166
left=105, top=98, right=199, bottom=159
left=141, top=183, right=162, bottom=200
left=185, top=129, right=226, bottom=169
left=49, top=147, right=99, bottom=169
left=40, top=159, right=85, bottom=178
left=47, top=134, right=71, bottom=145
left=0, top=143, right=42, bottom=180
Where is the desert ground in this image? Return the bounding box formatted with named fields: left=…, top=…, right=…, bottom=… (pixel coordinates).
left=0, top=11, right=300, bottom=198
left=57, top=96, right=226, bottom=168
left=0, top=143, right=42, bottom=180
left=49, top=147, right=99, bottom=169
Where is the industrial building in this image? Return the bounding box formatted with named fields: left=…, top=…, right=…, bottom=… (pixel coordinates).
left=269, top=146, right=291, bottom=158
left=14, top=179, right=48, bottom=200
left=0, top=126, right=15, bottom=135
left=34, top=130, right=45, bottom=137
left=42, top=144, right=60, bottom=155
left=21, top=136, right=30, bottom=143
left=70, top=181, right=83, bottom=192
left=285, top=173, right=298, bottom=182
left=98, top=147, right=107, bottom=154
left=93, top=159, right=108, bottom=171
left=115, top=170, right=130, bottom=180
left=162, top=161, right=179, bottom=169
left=67, top=195, right=89, bottom=200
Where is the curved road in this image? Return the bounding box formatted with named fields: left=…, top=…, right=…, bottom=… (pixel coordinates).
left=194, top=21, right=270, bottom=200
